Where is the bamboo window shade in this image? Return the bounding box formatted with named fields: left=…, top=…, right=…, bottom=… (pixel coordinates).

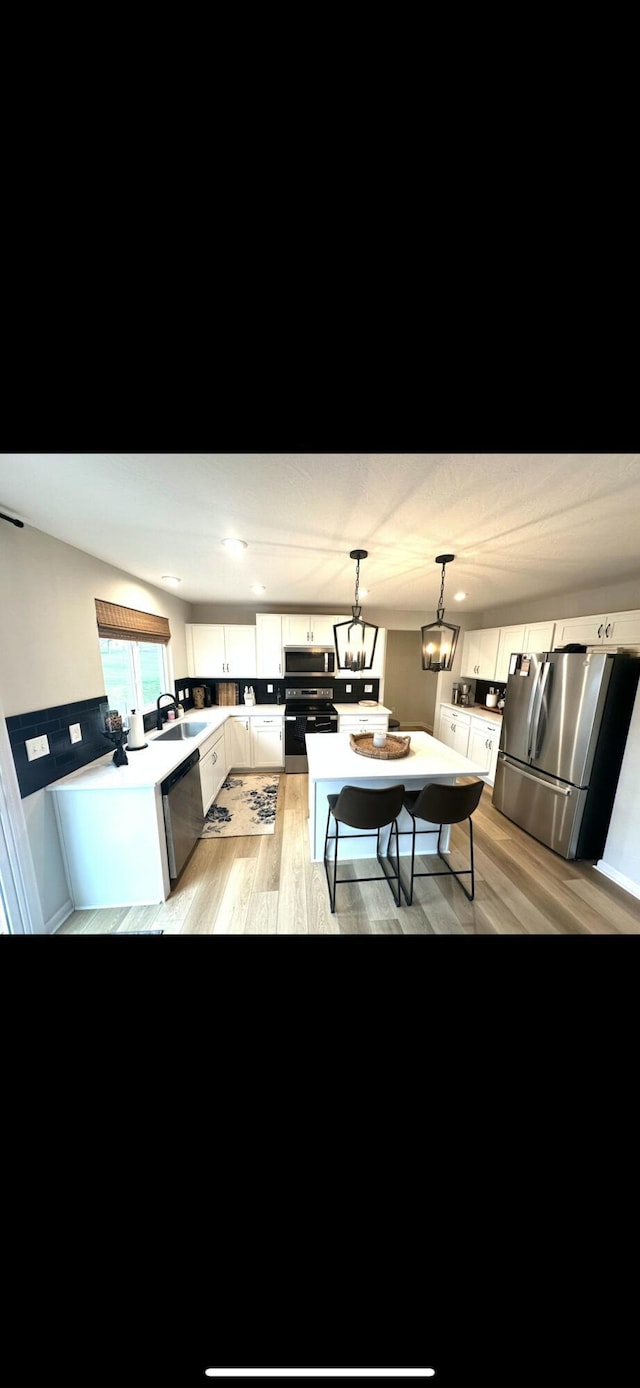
left=95, top=599, right=171, bottom=644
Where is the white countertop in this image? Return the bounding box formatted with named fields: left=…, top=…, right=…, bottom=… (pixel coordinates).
left=332, top=702, right=392, bottom=715
left=440, top=702, right=503, bottom=725
left=47, top=705, right=284, bottom=793
left=306, top=729, right=486, bottom=781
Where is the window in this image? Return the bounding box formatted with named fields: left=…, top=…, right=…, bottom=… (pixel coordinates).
left=99, top=638, right=169, bottom=716
left=95, top=599, right=172, bottom=718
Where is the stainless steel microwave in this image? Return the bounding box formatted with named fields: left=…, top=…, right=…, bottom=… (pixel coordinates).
left=284, top=646, right=336, bottom=676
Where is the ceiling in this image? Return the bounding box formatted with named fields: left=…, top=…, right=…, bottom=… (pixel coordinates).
left=2, top=452, right=640, bottom=614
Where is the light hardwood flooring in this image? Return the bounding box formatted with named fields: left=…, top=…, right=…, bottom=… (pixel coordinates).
left=56, top=774, right=640, bottom=935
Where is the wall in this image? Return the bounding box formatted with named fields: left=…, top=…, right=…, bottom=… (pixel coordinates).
left=0, top=524, right=191, bottom=931
left=597, top=681, right=640, bottom=898
left=189, top=602, right=455, bottom=631
left=478, top=574, right=640, bottom=629
left=383, top=631, right=437, bottom=730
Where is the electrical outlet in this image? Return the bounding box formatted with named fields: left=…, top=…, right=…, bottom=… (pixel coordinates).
left=267, top=683, right=273, bottom=693
left=178, top=689, right=184, bottom=700
left=26, top=734, right=50, bottom=761
left=69, top=723, right=82, bottom=743
left=364, top=684, right=373, bottom=692
left=346, top=684, right=352, bottom=693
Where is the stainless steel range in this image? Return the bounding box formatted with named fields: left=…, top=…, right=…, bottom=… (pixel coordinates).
left=284, top=686, right=338, bottom=772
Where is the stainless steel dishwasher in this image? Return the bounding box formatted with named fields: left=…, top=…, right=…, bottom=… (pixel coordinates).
left=161, top=748, right=203, bottom=881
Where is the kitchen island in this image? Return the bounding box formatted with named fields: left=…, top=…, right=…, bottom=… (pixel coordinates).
left=306, top=729, right=486, bottom=862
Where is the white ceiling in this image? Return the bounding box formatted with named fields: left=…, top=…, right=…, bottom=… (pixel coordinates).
left=2, top=452, right=640, bottom=614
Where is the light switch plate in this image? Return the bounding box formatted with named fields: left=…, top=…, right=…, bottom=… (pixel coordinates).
left=69, top=723, right=82, bottom=743
left=26, top=734, right=50, bottom=761
left=365, top=684, right=373, bottom=692
left=267, top=684, right=273, bottom=693
left=346, top=684, right=352, bottom=693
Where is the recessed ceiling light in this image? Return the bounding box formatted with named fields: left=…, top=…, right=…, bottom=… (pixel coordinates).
left=454, top=591, right=467, bottom=601
left=222, top=538, right=248, bottom=552
left=251, top=584, right=266, bottom=594
left=161, top=575, right=181, bottom=585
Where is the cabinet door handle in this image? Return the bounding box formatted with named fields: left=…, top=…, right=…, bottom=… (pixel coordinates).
left=279, top=662, right=281, bottom=673
left=605, top=623, right=612, bottom=638
left=597, top=625, right=603, bottom=639
left=213, top=751, right=217, bottom=763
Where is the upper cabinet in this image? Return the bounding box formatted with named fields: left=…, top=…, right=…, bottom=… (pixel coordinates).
left=494, top=621, right=556, bottom=682
left=553, top=611, right=640, bottom=648
left=460, top=627, right=500, bottom=680
left=186, top=624, right=257, bottom=678
left=282, top=614, right=347, bottom=646
left=255, top=614, right=284, bottom=677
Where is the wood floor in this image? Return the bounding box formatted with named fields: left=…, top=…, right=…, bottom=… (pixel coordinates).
left=56, top=773, right=640, bottom=934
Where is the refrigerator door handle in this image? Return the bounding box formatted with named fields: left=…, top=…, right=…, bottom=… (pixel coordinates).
left=530, top=660, right=551, bottom=761
left=498, top=756, right=573, bottom=796
left=526, top=663, right=546, bottom=758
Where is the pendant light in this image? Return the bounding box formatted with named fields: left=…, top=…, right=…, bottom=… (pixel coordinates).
left=333, top=549, right=379, bottom=671
left=421, top=553, right=460, bottom=672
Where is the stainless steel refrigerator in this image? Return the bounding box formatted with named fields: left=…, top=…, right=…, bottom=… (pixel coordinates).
left=492, top=650, right=639, bottom=859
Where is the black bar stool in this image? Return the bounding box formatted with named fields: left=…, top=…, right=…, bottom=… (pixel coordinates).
left=398, top=779, right=485, bottom=905
left=388, top=717, right=401, bottom=731
left=324, top=783, right=405, bottom=914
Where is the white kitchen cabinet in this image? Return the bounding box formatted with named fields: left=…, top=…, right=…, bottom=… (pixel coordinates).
left=255, top=614, right=284, bottom=677
left=495, top=625, right=526, bottom=684
left=186, top=624, right=256, bottom=678
left=225, top=714, right=253, bottom=768
left=460, top=627, right=500, bottom=680
left=468, top=717, right=501, bottom=787
left=225, top=713, right=284, bottom=770
left=437, top=707, right=471, bottom=757
left=251, top=717, right=284, bottom=768
left=199, top=726, right=228, bottom=815
left=338, top=712, right=389, bottom=734
left=495, top=621, right=557, bottom=682
left=523, top=620, right=556, bottom=653
left=553, top=610, right=640, bottom=648
left=281, top=613, right=347, bottom=646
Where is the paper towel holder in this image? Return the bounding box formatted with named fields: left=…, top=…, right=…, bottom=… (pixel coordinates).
left=126, top=709, right=148, bottom=751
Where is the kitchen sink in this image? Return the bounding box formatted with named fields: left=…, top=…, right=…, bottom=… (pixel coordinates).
left=154, top=721, right=209, bottom=742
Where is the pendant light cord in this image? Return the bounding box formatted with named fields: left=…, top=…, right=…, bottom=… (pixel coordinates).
left=436, top=560, right=447, bottom=621
left=353, top=554, right=361, bottom=610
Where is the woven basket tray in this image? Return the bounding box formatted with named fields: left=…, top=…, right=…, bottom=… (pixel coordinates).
left=349, top=732, right=411, bottom=759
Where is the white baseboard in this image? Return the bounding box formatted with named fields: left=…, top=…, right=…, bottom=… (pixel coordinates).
left=594, top=860, right=640, bottom=902
left=46, top=898, right=75, bottom=934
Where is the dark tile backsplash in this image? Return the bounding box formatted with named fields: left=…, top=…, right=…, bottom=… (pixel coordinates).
left=7, top=676, right=383, bottom=797
left=176, top=676, right=380, bottom=707
left=7, top=695, right=112, bottom=798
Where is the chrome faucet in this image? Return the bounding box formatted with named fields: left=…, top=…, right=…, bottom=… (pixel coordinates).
left=156, top=692, right=178, bottom=729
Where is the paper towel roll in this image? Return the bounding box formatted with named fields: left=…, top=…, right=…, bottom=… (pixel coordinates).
left=127, top=710, right=146, bottom=749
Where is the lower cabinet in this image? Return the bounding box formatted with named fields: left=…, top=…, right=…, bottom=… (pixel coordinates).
left=338, top=713, right=389, bottom=734
left=199, top=727, right=228, bottom=815
left=226, top=714, right=284, bottom=770
left=468, top=718, right=500, bottom=786
left=226, top=715, right=252, bottom=768
left=251, top=717, right=284, bottom=768
left=438, top=704, right=501, bottom=784
left=437, top=707, right=471, bottom=757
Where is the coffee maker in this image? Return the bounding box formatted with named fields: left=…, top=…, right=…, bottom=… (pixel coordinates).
left=459, top=684, right=471, bottom=706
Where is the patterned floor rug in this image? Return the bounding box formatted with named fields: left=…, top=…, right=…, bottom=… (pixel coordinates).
left=200, top=773, right=280, bottom=838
